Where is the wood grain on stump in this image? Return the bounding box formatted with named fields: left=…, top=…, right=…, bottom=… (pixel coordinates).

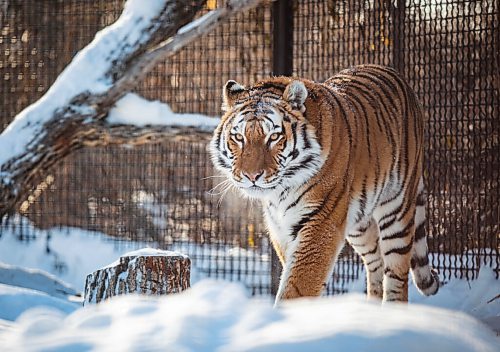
left=84, top=248, right=190, bottom=305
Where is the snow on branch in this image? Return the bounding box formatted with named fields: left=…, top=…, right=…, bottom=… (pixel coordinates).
left=0, top=0, right=269, bottom=219
left=107, top=93, right=219, bottom=130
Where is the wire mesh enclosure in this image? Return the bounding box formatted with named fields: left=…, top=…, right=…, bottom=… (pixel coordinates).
left=0, top=0, right=498, bottom=296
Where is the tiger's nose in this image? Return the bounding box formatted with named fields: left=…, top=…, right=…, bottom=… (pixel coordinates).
left=243, top=170, right=264, bottom=182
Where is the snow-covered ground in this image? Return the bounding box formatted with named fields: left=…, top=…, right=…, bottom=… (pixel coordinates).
left=0, top=279, right=498, bottom=352
left=0, top=218, right=498, bottom=351
left=0, top=263, right=78, bottom=300
left=0, top=282, right=78, bottom=322
left=0, top=216, right=151, bottom=292
left=0, top=215, right=270, bottom=293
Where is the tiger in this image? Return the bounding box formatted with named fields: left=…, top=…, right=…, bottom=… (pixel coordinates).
left=210, top=64, right=439, bottom=304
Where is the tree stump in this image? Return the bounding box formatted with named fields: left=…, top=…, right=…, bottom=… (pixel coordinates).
left=84, top=248, right=190, bottom=305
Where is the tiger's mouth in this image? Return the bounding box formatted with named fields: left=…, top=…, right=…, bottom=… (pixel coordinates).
left=241, top=183, right=276, bottom=191
left=235, top=182, right=278, bottom=199
left=250, top=184, right=276, bottom=191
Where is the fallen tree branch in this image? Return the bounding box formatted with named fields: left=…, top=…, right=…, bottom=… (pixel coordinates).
left=0, top=0, right=269, bottom=219
left=85, top=124, right=214, bottom=146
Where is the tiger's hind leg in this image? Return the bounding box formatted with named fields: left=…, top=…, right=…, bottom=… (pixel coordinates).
left=374, top=194, right=415, bottom=302
left=347, top=218, right=384, bottom=300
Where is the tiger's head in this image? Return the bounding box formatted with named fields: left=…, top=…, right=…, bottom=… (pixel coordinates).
left=210, top=78, right=323, bottom=199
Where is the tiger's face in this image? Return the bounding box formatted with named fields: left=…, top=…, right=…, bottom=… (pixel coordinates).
left=210, top=79, right=323, bottom=199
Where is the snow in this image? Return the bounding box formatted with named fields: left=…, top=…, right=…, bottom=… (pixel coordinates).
left=101, top=247, right=189, bottom=270
left=1, top=217, right=498, bottom=323
left=120, top=247, right=189, bottom=258
left=0, top=217, right=498, bottom=350
left=0, top=280, right=498, bottom=352
left=107, top=93, right=219, bottom=129
left=0, top=215, right=271, bottom=292
left=0, top=215, right=270, bottom=293
left=0, top=216, right=150, bottom=292
left=410, top=267, right=500, bottom=325
left=0, top=284, right=78, bottom=322
left=0, top=263, right=78, bottom=299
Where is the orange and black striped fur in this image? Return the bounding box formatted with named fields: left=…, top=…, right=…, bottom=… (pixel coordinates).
left=210, top=64, right=439, bottom=303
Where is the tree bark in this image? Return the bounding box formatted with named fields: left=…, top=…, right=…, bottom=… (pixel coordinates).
left=0, top=0, right=268, bottom=220
left=84, top=250, right=191, bottom=305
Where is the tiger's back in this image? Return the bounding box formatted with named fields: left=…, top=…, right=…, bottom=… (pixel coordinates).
left=211, top=64, right=439, bottom=303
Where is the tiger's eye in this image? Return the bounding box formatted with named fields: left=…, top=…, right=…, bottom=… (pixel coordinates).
left=234, top=133, right=244, bottom=142
left=269, top=132, right=281, bottom=142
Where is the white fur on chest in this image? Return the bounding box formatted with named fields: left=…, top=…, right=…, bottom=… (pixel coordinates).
left=262, top=189, right=311, bottom=256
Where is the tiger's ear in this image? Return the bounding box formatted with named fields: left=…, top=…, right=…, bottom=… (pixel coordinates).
left=283, top=80, right=308, bottom=112
left=222, top=80, right=246, bottom=111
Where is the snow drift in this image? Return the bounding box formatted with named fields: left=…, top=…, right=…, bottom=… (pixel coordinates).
left=0, top=219, right=498, bottom=351
left=1, top=280, right=498, bottom=352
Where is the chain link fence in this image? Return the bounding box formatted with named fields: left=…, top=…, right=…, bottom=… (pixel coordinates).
left=0, top=0, right=498, bottom=295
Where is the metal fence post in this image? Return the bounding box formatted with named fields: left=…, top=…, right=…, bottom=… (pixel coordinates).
left=273, top=0, right=293, bottom=76
left=270, top=0, right=293, bottom=297
left=392, top=0, right=406, bottom=73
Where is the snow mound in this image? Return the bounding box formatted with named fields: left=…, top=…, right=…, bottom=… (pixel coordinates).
left=0, top=217, right=269, bottom=293
left=0, top=263, right=79, bottom=322
left=0, top=284, right=78, bottom=322
left=410, top=267, right=500, bottom=326
left=0, top=262, right=78, bottom=299
left=1, top=280, right=497, bottom=352
left=0, top=217, right=151, bottom=292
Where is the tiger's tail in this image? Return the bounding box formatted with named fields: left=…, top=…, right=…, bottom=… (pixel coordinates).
left=410, top=178, right=439, bottom=296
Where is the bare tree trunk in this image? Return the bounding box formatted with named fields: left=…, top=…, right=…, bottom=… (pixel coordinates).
left=0, top=0, right=268, bottom=220
left=84, top=250, right=191, bottom=305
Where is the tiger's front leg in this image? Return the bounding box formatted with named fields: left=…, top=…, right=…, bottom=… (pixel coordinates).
left=275, top=218, right=347, bottom=303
